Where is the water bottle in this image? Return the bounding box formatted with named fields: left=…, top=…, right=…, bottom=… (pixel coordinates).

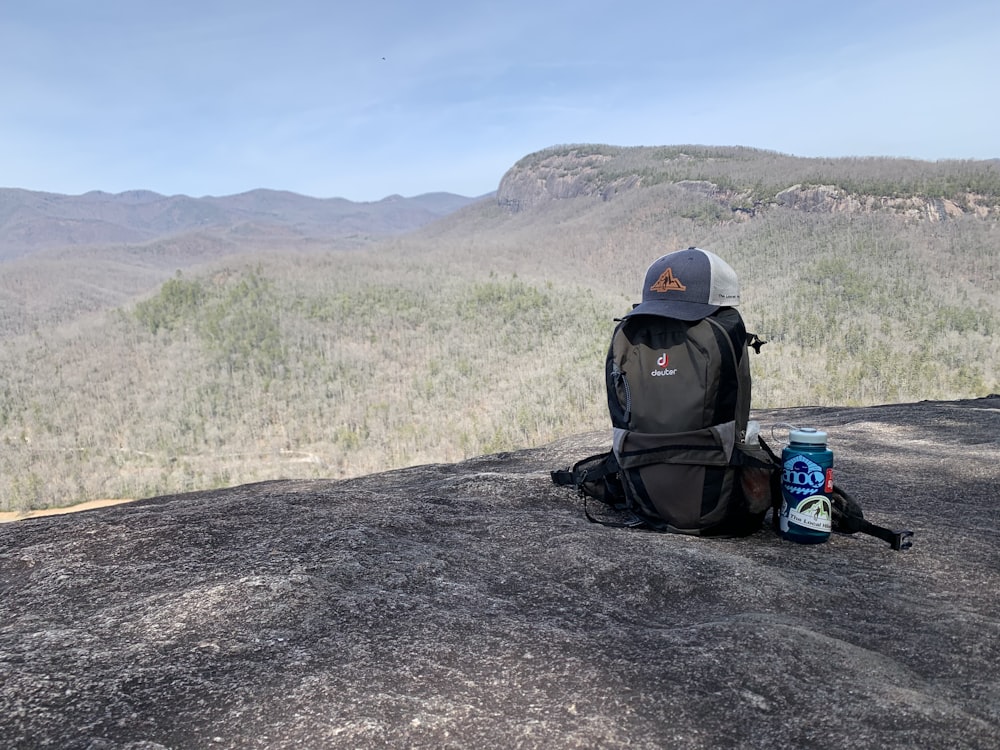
left=779, top=427, right=833, bottom=544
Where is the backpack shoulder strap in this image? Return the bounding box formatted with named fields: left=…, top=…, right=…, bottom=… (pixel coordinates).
left=703, top=309, right=749, bottom=435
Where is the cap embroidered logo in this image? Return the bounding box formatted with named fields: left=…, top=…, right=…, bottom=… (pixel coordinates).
left=649, top=267, right=686, bottom=293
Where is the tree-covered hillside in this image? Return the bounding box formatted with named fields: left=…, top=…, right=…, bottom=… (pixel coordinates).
left=2, top=146, right=997, bottom=513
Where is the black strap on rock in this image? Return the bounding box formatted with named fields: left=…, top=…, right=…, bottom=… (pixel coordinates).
left=831, top=485, right=914, bottom=551
left=583, top=498, right=650, bottom=529
left=550, top=468, right=576, bottom=487
left=551, top=452, right=623, bottom=504
left=553, top=452, right=657, bottom=529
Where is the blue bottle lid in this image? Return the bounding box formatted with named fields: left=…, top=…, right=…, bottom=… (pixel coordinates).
left=789, top=427, right=828, bottom=445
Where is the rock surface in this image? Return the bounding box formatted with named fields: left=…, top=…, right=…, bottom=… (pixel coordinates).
left=1, top=397, right=999, bottom=749
left=496, top=148, right=639, bottom=210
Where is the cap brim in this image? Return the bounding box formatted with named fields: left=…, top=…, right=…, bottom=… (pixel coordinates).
left=624, top=299, right=721, bottom=321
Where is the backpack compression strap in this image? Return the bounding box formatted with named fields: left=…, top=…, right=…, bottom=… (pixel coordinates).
left=551, top=452, right=624, bottom=505
left=551, top=452, right=660, bottom=529
left=830, top=485, right=914, bottom=551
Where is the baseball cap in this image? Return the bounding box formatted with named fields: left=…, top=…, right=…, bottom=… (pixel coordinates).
left=624, top=247, right=740, bottom=321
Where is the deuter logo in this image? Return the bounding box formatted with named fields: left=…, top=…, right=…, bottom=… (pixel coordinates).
left=782, top=454, right=826, bottom=497
left=651, top=351, right=677, bottom=377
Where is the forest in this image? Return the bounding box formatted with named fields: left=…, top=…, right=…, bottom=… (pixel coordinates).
left=1, top=146, right=997, bottom=513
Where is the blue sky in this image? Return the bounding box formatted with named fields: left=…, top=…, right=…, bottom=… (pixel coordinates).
left=2, top=0, right=997, bottom=201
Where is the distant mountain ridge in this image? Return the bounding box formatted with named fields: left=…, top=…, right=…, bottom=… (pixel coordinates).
left=496, top=144, right=1000, bottom=220
left=0, top=187, right=486, bottom=260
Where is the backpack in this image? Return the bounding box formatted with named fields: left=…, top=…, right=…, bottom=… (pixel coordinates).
left=552, top=306, right=775, bottom=536
left=551, top=247, right=913, bottom=549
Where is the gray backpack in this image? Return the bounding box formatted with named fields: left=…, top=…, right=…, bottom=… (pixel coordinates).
left=594, top=306, right=774, bottom=535
left=553, top=247, right=775, bottom=535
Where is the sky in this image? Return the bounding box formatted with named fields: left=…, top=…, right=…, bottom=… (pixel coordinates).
left=2, top=0, right=998, bottom=201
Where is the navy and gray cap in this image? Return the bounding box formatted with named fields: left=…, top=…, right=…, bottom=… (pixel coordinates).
left=625, top=247, right=740, bottom=321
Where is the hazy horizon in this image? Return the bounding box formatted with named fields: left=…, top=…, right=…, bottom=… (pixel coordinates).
left=2, top=1, right=998, bottom=201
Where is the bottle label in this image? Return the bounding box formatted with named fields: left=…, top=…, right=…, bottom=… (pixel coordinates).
left=787, top=494, right=832, bottom=532
left=781, top=449, right=833, bottom=538
left=782, top=453, right=826, bottom=497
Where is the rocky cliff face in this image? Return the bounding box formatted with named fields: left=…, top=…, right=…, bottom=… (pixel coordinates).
left=495, top=147, right=999, bottom=222
left=496, top=148, right=641, bottom=211
left=1, top=396, right=999, bottom=749
left=773, top=184, right=994, bottom=221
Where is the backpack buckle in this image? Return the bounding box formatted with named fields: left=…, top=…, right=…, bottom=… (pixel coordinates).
left=887, top=529, right=914, bottom=551
left=863, top=522, right=914, bottom=551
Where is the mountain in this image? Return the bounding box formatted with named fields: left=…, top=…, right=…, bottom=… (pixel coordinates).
left=494, top=144, right=1000, bottom=217
left=0, top=187, right=488, bottom=338
left=0, top=187, right=487, bottom=261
